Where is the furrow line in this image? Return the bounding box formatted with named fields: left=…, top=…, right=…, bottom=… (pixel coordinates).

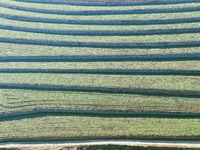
left=3, top=103, right=200, bottom=113
left=1, top=13, right=200, bottom=25
left=0, top=53, right=200, bottom=62
left=12, top=0, right=200, bottom=6
left=0, top=53, right=199, bottom=62
left=0, top=83, right=199, bottom=98
left=0, top=69, right=199, bottom=76
left=1, top=109, right=200, bottom=121
left=1, top=3, right=200, bottom=15
left=1, top=25, right=200, bottom=36
left=0, top=103, right=37, bottom=109
left=0, top=38, right=200, bottom=48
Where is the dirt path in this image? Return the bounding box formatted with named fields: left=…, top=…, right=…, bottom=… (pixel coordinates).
left=0, top=140, right=200, bottom=150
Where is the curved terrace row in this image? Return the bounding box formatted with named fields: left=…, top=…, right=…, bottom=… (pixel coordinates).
left=1, top=4, right=200, bottom=21
left=5, top=0, right=200, bottom=11
left=1, top=2, right=200, bottom=15
left=1, top=38, right=200, bottom=48
left=11, top=0, right=200, bottom=6
left=0, top=4, right=200, bottom=45
left=1, top=90, right=200, bottom=114
left=0, top=0, right=200, bottom=142
left=0, top=53, right=199, bottom=62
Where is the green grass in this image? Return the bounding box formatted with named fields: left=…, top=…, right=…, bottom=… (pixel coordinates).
left=1, top=116, right=200, bottom=138
left=0, top=0, right=200, bottom=141
left=1, top=43, right=200, bottom=56
left=0, top=61, right=199, bottom=70
left=1, top=30, right=200, bottom=43
left=2, top=6, right=200, bottom=20
left=3, top=0, right=200, bottom=11
left=0, top=74, right=199, bottom=91
left=2, top=3, right=200, bottom=44
left=1, top=17, right=200, bottom=31
left=1, top=89, right=200, bottom=113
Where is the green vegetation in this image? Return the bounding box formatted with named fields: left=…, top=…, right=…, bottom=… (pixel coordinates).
left=1, top=116, right=200, bottom=138
left=0, top=0, right=199, bottom=142
left=1, top=89, right=200, bottom=114
left=2, top=6, right=200, bottom=20
left=3, top=0, right=200, bottom=11
left=0, top=61, right=199, bottom=70
left=1, top=18, right=200, bottom=31
left=1, top=29, right=200, bottom=43
left=0, top=74, right=199, bottom=91
left=1, top=43, right=200, bottom=56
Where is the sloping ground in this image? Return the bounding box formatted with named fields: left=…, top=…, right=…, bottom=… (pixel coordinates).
left=0, top=0, right=200, bottom=143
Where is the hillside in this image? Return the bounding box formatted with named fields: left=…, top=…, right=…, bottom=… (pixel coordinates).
left=0, top=0, right=200, bottom=144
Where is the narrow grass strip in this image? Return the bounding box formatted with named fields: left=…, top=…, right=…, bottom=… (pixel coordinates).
left=1, top=109, right=200, bottom=121
left=12, top=0, right=200, bottom=6
left=1, top=3, right=200, bottom=15
left=1, top=89, right=200, bottom=113
left=0, top=116, right=200, bottom=140
left=3, top=6, right=200, bottom=21
left=6, top=0, right=200, bottom=11
left=1, top=43, right=199, bottom=56
left=0, top=53, right=199, bottom=62
left=1, top=17, right=200, bottom=31
left=1, top=74, right=199, bottom=91
left=1, top=25, right=200, bottom=36
left=0, top=69, right=199, bottom=76
left=1, top=38, right=200, bottom=48
left=1, top=13, right=200, bottom=25
left=0, top=83, right=199, bottom=98
left=2, top=29, right=200, bottom=43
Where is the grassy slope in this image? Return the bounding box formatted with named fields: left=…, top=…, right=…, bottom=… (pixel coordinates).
left=2, top=6, right=200, bottom=20
left=1, top=116, right=200, bottom=138
left=0, top=2, right=200, bottom=43
left=3, top=0, right=200, bottom=11
left=1, top=18, right=200, bottom=31
left=1, top=29, right=200, bottom=43
left=0, top=61, right=199, bottom=70
left=1, top=43, right=200, bottom=56
left=0, top=0, right=200, bottom=141
left=1, top=89, right=200, bottom=113
left=0, top=74, right=199, bottom=91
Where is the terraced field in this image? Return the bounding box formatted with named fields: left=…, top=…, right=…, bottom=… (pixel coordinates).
left=0, top=0, right=200, bottom=143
